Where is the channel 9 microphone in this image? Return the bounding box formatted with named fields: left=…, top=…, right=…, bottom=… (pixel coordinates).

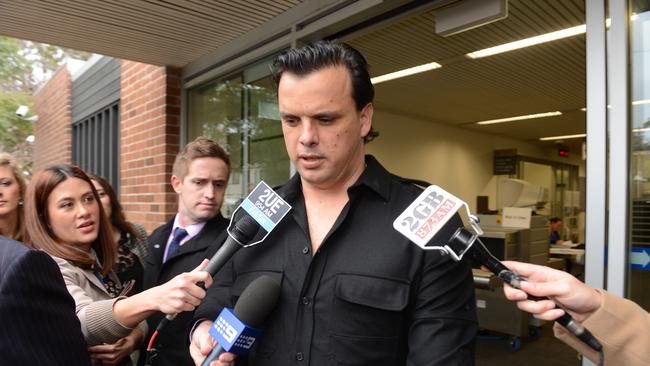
left=393, top=185, right=603, bottom=353
left=149, top=182, right=291, bottom=353
left=201, top=275, right=281, bottom=366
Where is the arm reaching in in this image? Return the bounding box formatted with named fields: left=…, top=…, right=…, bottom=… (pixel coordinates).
left=113, top=259, right=213, bottom=327
left=501, top=261, right=601, bottom=323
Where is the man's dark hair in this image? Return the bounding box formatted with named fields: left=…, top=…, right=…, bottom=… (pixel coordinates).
left=271, top=40, right=379, bottom=143
left=549, top=217, right=562, bottom=224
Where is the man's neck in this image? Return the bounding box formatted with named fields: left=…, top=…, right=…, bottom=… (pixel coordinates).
left=177, top=213, right=194, bottom=228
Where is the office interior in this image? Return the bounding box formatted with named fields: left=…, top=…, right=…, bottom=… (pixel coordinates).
left=187, top=0, right=649, bottom=362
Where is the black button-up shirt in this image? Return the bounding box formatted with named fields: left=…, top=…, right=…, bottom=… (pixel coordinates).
left=196, top=155, right=477, bottom=365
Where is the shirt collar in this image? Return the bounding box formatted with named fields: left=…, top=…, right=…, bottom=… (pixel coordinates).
left=350, top=155, right=392, bottom=202
left=172, top=214, right=207, bottom=239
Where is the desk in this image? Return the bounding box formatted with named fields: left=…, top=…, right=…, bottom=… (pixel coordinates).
left=550, top=247, right=585, bottom=278
left=549, top=247, right=585, bottom=263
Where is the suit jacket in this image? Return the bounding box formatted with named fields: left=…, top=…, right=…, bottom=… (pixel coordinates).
left=0, top=236, right=91, bottom=366
left=555, top=289, right=650, bottom=365
left=142, top=214, right=229, bottom=366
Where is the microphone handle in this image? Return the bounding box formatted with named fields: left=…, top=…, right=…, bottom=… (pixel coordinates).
left=459, top=231, right=602, bottom=352
left=204, top=239, right=241, bottom=276
left=201, top=344, right=225, bottom=366
left=163, top=240, right=242, bottom=324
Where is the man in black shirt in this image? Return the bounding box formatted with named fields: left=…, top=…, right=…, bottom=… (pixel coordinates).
left=190, top=41, right=477, bottom=366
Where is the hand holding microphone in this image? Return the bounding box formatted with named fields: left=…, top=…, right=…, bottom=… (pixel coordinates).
left=393, top=185, right=602, bottom=353
left=149, top=259, right=213, bottom=314
left=191, top=275, right=281, bottom=366
left=149, top=181, right=291, bottom=364
left=501, top=260, right=602, bottom=323
left=158, top=181, right=291, bottom=328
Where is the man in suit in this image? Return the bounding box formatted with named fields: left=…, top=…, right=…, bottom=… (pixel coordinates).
left=142, top=137, right=231, bottom=366
left=0, top=236, right=91, bottom=365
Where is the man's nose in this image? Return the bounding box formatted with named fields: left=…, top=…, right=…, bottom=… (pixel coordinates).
left=299, top=121, right=318, bottom=146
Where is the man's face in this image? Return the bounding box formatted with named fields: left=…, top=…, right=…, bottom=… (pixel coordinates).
left=551, top=220, right=563, bottom=231
left=278, top=66, right=372, bottom=189
left=172, top=157, right=229, bottom=226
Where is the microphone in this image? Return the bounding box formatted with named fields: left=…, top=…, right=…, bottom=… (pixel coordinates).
left=148, top=181, right=291, bottom=355
left=201, top=275, right=281, bottom=366
left=393, top=185, right=603, bottom=353
left=156, top=213, right=261, bottom=330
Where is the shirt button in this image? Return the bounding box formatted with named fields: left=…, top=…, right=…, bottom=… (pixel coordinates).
left=296, top=352, right=304, bottom=361
left=301, top=297, right=310, bottom=305
left=302, top=246, right=309, bottom=254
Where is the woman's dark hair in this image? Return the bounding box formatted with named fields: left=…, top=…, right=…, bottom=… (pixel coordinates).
left=24, top=165, right=115, bottom=275
left=89, top=174, right=141, bottom=241
left=271, top=40, right=379, bottom=143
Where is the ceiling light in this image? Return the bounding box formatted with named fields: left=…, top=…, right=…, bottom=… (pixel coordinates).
left=371, top=62, right=442, bottom=84
left=466, top=24, right=586, bottom=59
left=539, top=133, right=586, bottom=141
left=633, top=99, right=650, bottom=106
left=475, top=111, right=562, bottom=125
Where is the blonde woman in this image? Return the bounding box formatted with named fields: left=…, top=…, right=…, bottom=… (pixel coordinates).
left=0, top=153, right=26, bottom=241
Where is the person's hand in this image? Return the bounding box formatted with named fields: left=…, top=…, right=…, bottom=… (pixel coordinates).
left=88, top=328, right=142, bottom=366
left=501, top=261, right=602, bottom=322
left=190, top=320, right=237, bottom=366
left=152, top=259, right=214, bottom=314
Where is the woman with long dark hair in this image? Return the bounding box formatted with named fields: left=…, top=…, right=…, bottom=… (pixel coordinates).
left=89, top=174, right=148, bottom=294
left=24, top=165, right=212, bottom=365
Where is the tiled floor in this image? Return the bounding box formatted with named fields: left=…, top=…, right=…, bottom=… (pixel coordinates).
left=476, top=323, right=582, bottom=366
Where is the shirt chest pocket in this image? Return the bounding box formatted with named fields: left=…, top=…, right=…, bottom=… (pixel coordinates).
left=330, top=273, right=410, bottom=338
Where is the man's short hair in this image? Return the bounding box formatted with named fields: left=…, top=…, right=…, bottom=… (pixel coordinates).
left=271, top=40, right=379, bottom=143
left=549, top=217, right=562, bottom=224
left=172, top=137, right=230, bottom=180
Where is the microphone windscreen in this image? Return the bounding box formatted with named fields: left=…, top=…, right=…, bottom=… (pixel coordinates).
left=230, top=214, right=261, bottom=244
left=234, top=275, right=280, bottom=327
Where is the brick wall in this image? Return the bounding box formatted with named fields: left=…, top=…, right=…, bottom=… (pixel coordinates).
left=120, top=61, right=182, bottom=233
left=32, top=67, right=72, bottom=171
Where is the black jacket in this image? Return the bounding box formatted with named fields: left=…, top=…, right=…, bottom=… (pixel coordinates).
left=142, top=214, right=229, bottom=366
left=194, top=156, right=478, bottom=366
left=0, top=237, right=91, bottom=366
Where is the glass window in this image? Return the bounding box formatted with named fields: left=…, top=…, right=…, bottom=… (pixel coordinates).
left=188, top=70, right=289, bottom=216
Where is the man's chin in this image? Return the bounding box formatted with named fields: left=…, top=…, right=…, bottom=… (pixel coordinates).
left=192, top=210, right=219, bottom=222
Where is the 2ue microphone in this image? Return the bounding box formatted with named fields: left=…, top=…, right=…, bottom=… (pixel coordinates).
left=156, top=181, right=291, bottom=327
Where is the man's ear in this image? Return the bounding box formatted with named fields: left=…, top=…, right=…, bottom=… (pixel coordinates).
left=171, top=175, right=183, bottom=194
left=359, top=103, right=373, bottom=138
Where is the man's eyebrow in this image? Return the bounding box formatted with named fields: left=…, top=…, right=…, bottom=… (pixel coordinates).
left=280, top=112, right=297, bottom=118
left=312, top=111, right=340, bottom=118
